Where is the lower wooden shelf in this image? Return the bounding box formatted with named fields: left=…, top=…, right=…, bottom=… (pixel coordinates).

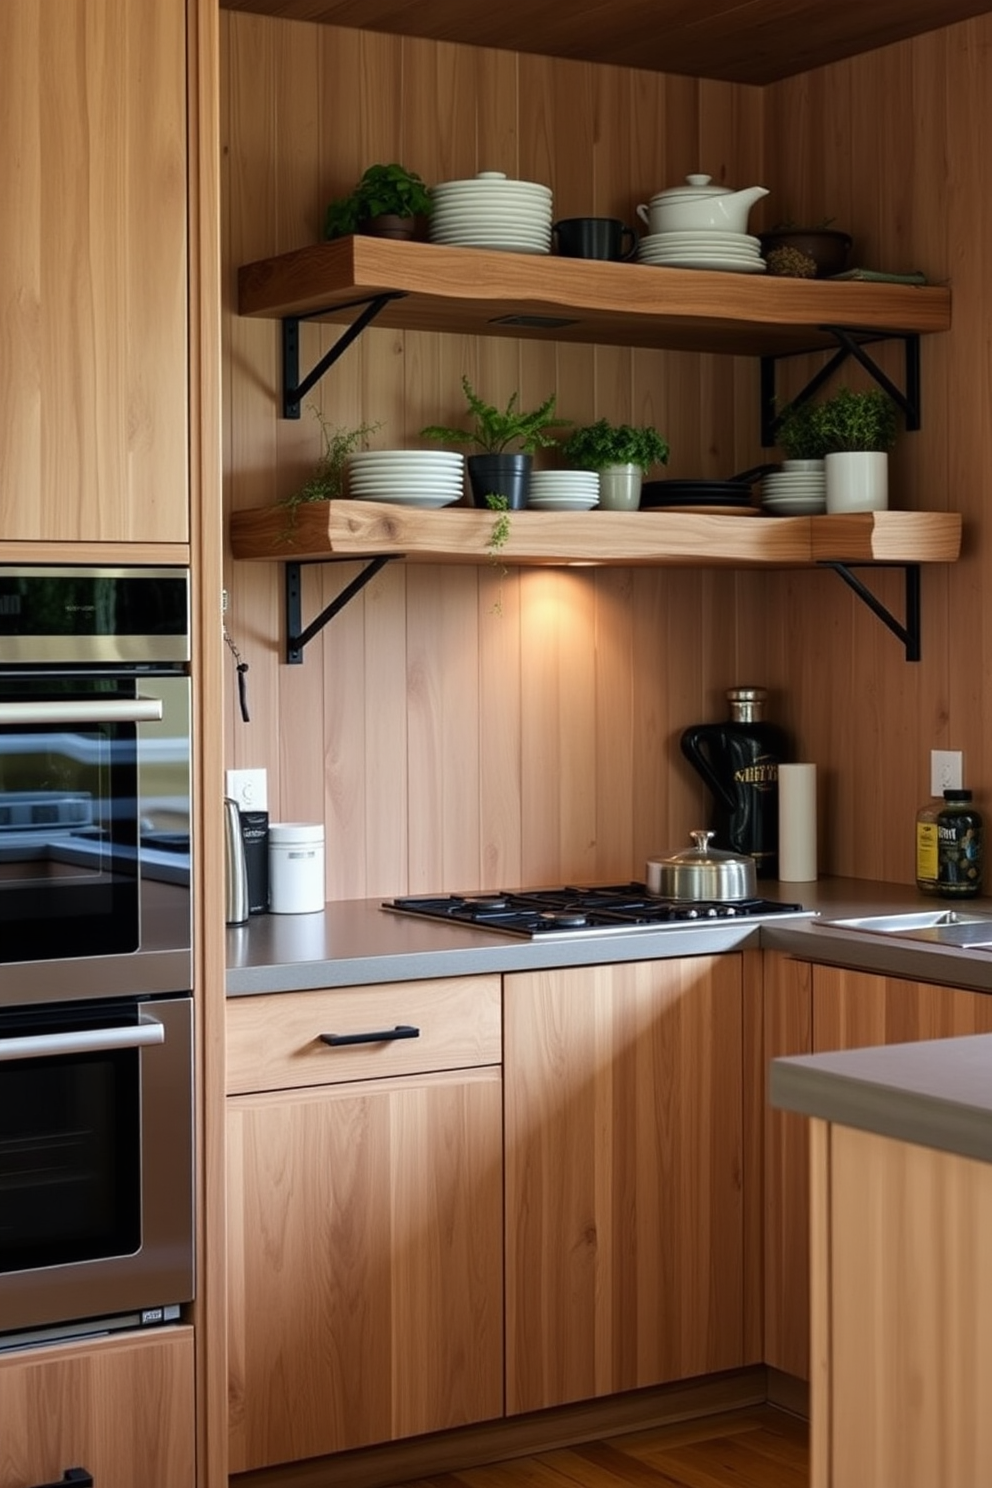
left=229, top=499, right=962, bottom=568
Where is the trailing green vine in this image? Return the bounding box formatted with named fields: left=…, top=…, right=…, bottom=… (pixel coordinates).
left=485, top=492, right=510, bottom=615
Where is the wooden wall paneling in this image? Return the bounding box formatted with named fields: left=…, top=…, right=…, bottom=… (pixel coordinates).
left=406, top=564, right=482, bottom=890
left=519, top=569, right=566, bottom=885
left=357, top=562, right=410, bottom=895
left=478, top=565, right=524, bottom=889
left=555, top=571, right=600, bottom=881
left=593, top=568, right=636, bottom=879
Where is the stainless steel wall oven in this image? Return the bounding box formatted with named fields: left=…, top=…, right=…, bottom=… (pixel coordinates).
left=0, top=566, right=194, bottom=1346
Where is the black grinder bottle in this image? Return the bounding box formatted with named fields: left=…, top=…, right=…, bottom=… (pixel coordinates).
left=936, top=789, right=984, bottom=897
left=680, top=686, right=788, bottom=878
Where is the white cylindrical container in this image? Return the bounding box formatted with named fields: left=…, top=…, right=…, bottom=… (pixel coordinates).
left=268, top=822, right=325, bottom=913
left=778, top=763, right=818, bottom=881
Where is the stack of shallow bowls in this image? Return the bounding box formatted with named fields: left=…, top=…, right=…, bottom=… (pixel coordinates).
left=346, top=450, right=464, bottom=509
left=429, top=172, right=553, bottom=255
left=527, top=470, right=599, bottom=511
left=761, top=460, right=827, bottom=516
left=637, top=231, right=765, bottom=274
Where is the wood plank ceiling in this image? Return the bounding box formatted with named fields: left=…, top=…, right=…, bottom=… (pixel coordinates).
left=218, top=0, right=992, bottom=82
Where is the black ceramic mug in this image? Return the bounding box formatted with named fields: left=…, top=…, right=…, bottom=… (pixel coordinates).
left=553, top=217, right=637, bottom=261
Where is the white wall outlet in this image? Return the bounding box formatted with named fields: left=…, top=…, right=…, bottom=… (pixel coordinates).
left=225, top=768, right=268, bottom=813
left=930, top=749, right=963, bottom=796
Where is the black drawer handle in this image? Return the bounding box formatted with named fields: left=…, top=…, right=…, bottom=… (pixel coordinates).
left=32, top=1472, right=93, bottom=1488
left=320, top=1024, right=420, bottom=1047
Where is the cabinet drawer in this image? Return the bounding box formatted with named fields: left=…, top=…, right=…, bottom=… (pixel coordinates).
left=226, top=975, right=501, bottom=1093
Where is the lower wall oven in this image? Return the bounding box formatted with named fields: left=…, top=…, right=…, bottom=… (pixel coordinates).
left=0, top=992, right=194, bottom=1348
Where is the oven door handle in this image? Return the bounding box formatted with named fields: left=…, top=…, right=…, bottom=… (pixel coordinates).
left=0, top=1017, right=166, bottom=1062
left=0, top=697, right=164, bottom=725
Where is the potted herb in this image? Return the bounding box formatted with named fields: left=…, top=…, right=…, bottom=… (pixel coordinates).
left=773, top=399, right=832, bottom=464
left=324, top=163, right=433, bottom=242
left=816, top=386, right=899, bottom=514
left=421, top=375, right=569, bottom=509
left=562, top=418, right=669, bottom=510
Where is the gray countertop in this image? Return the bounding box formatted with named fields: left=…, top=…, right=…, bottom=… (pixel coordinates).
left=226, top=876, right=992, bottom=995
left=771, top=1034, right=992, bottom=1165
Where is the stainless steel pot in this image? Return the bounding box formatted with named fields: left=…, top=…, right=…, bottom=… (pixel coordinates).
left=646, top=830, right=757, bottom=901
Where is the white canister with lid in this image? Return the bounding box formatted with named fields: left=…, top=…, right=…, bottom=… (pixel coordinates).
left=268, top=822, right=325, bottom=913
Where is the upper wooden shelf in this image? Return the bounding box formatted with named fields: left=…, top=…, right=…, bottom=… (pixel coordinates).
left=237, top=237, right=952, bottom=359
left=230, top=500, right=963, bottom=569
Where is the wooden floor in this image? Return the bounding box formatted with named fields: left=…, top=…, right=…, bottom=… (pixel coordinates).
left=396, top=1407, right=809, bottom=1488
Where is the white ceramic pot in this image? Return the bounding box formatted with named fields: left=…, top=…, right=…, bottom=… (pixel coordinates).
left=598, top=463, right=642, bottom=511
left=824, top=451, right=889, bottom=513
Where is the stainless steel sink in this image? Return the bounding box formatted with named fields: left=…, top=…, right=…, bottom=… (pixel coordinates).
left=820, top=908, right=992, bottom=949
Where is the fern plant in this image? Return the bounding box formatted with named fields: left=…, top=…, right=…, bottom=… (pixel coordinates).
left=278, top=407, right=383, bottom=528
left=421, top=375, right=569, bottom=454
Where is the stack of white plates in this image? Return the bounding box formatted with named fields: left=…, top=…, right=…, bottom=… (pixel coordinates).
left=527, top=470, right=599, bottom=511
left=761, top=464, right=827, bottom=516
left=346, top=450, right=464, bottom=508
left=637, top=230, right=766, bottom=274
left=429, top=172, right=553, bottom=255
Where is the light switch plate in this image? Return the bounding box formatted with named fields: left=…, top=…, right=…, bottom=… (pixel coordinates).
left=930, top=750, right=963, bottom=795
left=226, top=768, right=268, bottom=813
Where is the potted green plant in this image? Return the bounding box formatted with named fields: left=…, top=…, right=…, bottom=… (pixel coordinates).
left=562, top=418, right=669, bottom=510
left=816, top=386, right=898, bottom=514
left=324, top=163, right=433, bottom=242
left=773, top=399, right=832, bottom=463
left=421, top=375, right=569, bottom=509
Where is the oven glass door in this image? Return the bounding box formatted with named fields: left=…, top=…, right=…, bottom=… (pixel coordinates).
left=0, top=674, right=182, bottom=965
left=0, top=1000, right=143, bottom=1272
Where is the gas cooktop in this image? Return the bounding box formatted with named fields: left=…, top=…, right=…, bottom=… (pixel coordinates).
left=382, top=884, right=808, bottom=940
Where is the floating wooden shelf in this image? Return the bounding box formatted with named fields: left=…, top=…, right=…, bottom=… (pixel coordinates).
left=237, top=237, right=951, bottom=359
left=230, top=500, right=962, bottom=569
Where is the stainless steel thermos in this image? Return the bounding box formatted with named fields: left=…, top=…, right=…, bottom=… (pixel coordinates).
left=224, top=797, right=250, bottom=925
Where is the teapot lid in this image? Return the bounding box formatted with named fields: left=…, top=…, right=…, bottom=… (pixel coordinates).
left=652, top=173, right=733, bottom=204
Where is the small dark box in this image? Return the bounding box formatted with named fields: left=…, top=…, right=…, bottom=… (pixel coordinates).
left=240, top=810, right=270, bottom=914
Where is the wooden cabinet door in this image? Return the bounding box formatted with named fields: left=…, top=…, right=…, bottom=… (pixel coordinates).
left=762, top=951, right=813, bottom=1379
left=0, top=1328, right=194, bottom=1488
left=504, top=955, right=745, bottom=1415
left=763, top=956, right=992, bottom=1384
left=227, top=1068, right=503, bottom=1474
left=0, top=0, right=189, bottom=543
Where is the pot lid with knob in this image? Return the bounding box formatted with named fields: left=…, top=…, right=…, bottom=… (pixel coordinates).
left=645, top=829, right=758, bottom=901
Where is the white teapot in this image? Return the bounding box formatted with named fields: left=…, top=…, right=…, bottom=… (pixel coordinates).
left=637, top=174, right=769, bottom=235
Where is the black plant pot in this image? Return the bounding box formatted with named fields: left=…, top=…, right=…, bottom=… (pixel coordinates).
left=466, top=453, right=532, bottom=511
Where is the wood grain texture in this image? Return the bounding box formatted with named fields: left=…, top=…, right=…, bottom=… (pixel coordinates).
left=237, top=236, right=951, bottom=354
left=0, top=1328, right=195, bottom=1488
left=818, top=1125, right=992, bottom=1488
left=222, top=10, right=987, bottom=897
left=503, top=956, right=745, bottom=1414
left=225, top=975, right=501, bottom=1093
left=762, top=953, right=813, bottom=1382
left=766, top=958, right=992, bottom=1392
left=0, top=0, right=189, bottom=543
left=227, top=1068, right=503, bottom=1471
left=217, top=0, right=990, bottom=86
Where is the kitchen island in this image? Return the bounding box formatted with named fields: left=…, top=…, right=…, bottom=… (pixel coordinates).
left=771, top=1034, right=992, bottom=1488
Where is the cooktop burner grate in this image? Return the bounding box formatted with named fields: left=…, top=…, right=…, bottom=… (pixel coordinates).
left=383, top=884, right=807, bottom=939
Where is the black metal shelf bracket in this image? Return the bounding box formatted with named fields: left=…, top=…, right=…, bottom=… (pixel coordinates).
left=760, top=327, right=921, bottom=446
left=820, top=560, right=922, bottom=661
left=282, top=291, right=408, bottom=418
left=286, top=556, right=394, bottom=664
